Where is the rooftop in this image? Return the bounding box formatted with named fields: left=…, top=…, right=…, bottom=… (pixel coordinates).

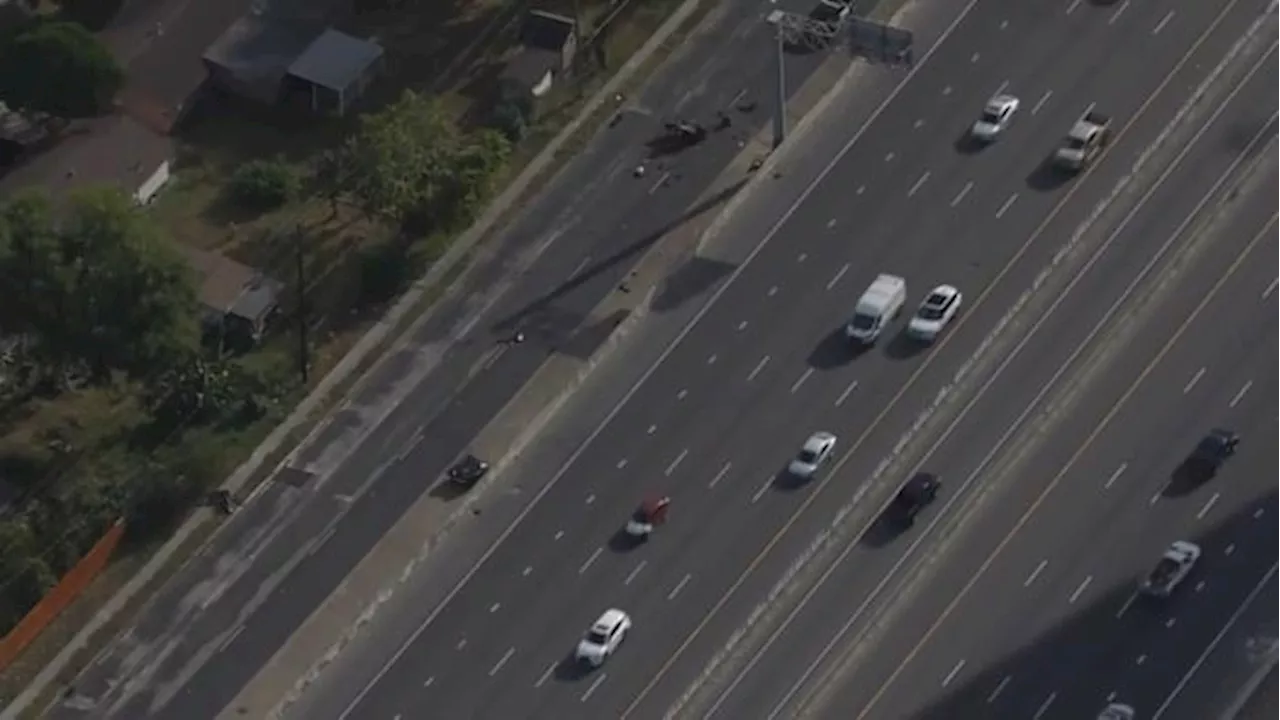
left=287, top=29, right=383, bottom=92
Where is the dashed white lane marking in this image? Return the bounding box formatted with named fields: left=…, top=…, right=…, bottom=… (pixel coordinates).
left=1135, top=654, right=1147, bottom=666
left=1069, top=575, right=1093, bottom=604
left=535, top=662, right=556, bottom=688
left=950, top=181, right=974, bottom=207
left=885, top=151, right=895, bottom=162
left=1116, top=592, right=1138, bottom=619
left=579, top=548, right=603, bottom=574
left=617, top=458, right=629, bottom=469
left=1166, top=617, right=1177, bottom=629
left=941, top=659, right=966, bottom=687
left=747, top=356, right=770, bottom=382
left=1031, top=89, right=1053, bottom=115
left=1032, top=691, right=1058, bottom=720
left=554, top=530, right=565, bottom=541
left=996, top=192, right=1019, bottom=218
left=970, top=52, right=980, bottom=63
left=738, top=320, right=749, bottom=331
left=522, top=566, right=532, bottom=577
left=676, top=389, right=688, bottom=401
left=790, top=368, right=815, bottom=394
left=456, top=638, right=467, bottom=650
left=1149, top=490, right=1163, bottom=506
left=1225, top=543, right=1236, bottom=555
left=1153, top=10, right=1176, bottom=34
left=913, top=118, right=925, bottom=129
left=942, top=85, right=952, bottom=96
left=767, top=286, right=779, bottom=297
left=489, top=602, right=501, bottom=613
left=218, top=625, right=244, bottom=654
left=1066, top=0, right=1082, bottom=14
left=1024, top=559, right=1049, bottom=587
left=1183, top=367, right=1206, bottom=393
left=751, top=475, right=774, bottom=504
left=797, top=252, right=807, bottom=262
left=647, top=424, right=657, bottom=435
left=1106, top=691, right=1117, bottom=702
left=1104, top=462, right=1128, bottom=489
left=1196, top=492, right=1221, bottom=520
left=570, top=256, right=592, bottom=278
left=585, top=494, right=595, bottom=505
left=827, top=263, right=850, bottom=290
left=908, top=171, right=931, bottom=197
left=709, top=461, right=732, bottom=489
left=424, top=676, right=435, bottom=688
left=856, top=185, right=866, bottom=195
left=1253, top=507, right=1265, bottom=520
left=835, top=379, right=859, bottom=407
left=1229, top=380, right=1252, bottom=407
left=708, top=353, right=718, bottom=365
left=999, top=19, right=1008, bottom=30
left=489, top=647, right=515, bottom=676
left=986, top=676, right=1011, bottom=703
left=648, top=171, right=671, bottom=195
left=665, top=449, right=689, bottom=476
left=625, top=560, right=648, bottom=586
left=668, top=573, right=693, bottom=600
left=1109, top=0, right=1130, bottom=24
left=994, top=79, right=1009, bottom=95
left=1194, top=580, right=1206, bottom=592
left=1264, top=277, right=1278, bottom=298
left=581, top=673, right=607, bottom=702
left=827, top=218, right=837, bottom=228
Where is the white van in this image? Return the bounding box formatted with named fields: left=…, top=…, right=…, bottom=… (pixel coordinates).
left=845, top=274, right=907, bottom=345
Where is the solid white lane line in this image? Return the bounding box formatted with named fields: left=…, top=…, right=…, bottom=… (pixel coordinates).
left=1104, top=462, right=1128, bottom=489
left=790, top=368, right=814, bottom=394
left=1264, top=277, right=1277, bottom=298
left=996, top=192, right=1018, bottom=218
left=535, top=662, right=556, bottom=688
left=1116, top=591, right=1139, bottom=619
left=1196, top=492, right=1220, bottom=520
left=1033, top=691, right=1058, bottom=720
left=489, top=647, right=515, bottom=676
left=217, top=625, right=244, bottom=654
left=827, top=263, right=851, bottom=290
left=986, top=676, right=1012, bottom=703
left=1153, top=10, right=1176, bottom=35
left=835, top=379, right=859, bottom=407
left=1182, top=367, right=1206, bottom=393
left=579, top=548, right=602, bottom=574
left=908, top=171, right=931, bottom=197
left=665, top=449, right=689, bottom=476
left=709, top=461, right=732, bottom=489
left=581, top=673, right=607, bottom=702
left=668, top=574, right=692, bottom=600
left=941, top=659, right=966, bottom=687
left=751, top=475, right=774, bottom=504
left=1069, top=575, right=1093, bottom=604
left=625, top=560, right=648, bottom=586
left=1031, top=89, right=1053, bottom=115
left=1066, top=0, right=1082, bottom=13
left=1109, top=0, right=1130, bottom=24
left=1152, top=563, right=1279, bottom=719
left=1024, top=559, right=1049, bottom=587
left=950, top=181, right=974, bottom=207
left=307, top=527, right=337, bottom=557
left=747, top=356, right=770, bottom=382
left=1229, top=380, right=1252, bottom=407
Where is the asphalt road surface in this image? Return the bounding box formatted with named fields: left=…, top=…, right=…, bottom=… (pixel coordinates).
left=44, top=0, right=829, bottom=716
left=314, top=0, right=1278, bottom=719
left=793, top=44, right=1280, bottom=720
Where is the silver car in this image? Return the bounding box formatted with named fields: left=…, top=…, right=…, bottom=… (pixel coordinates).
left=971, top=93, right=1020, bottom=142
left=788, top=432, right=837, bottom=479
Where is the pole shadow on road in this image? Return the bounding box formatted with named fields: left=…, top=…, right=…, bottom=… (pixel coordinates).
left=855, top=488, right=1276, bottom=720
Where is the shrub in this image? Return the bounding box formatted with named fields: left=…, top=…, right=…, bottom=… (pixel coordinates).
left=228, top=159, right=299, bottom=212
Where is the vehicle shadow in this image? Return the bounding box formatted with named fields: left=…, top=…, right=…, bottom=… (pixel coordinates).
left=953, top=131, right=986, bottom=156
left=553, top=654, right=595, bottom=682
left=428, top=482, right=471, bottom=501
left=860, top=511, right=909, bottom=548
left=1162, top=461, right=1207, bottom=498
left=608, top=528, right=645, bottom=553
left=883, top=331, right=928, bottom=361
left=772, top=467, right=809, bottom=492
left=1025, top=157, right=1075, bottom=192
left=808, top=328, right=870, bottom=369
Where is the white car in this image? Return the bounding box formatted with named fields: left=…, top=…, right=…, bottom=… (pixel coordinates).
left=576, top=609, right=631, bottom=667
left=907, top=285, right=963, bottom=342
left=1098, top=702, right=1136, bottom=720
left=970, top=94, right=1020, bottom=141
left=1141, top=540, right=1201, bottom=597
left=788, top=432, right=837, bottom=479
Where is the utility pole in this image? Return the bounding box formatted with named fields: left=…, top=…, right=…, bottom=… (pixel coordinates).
left=294, top=225, right=309, bottom=385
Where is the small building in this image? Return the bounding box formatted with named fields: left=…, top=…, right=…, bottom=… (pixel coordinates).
left=283, top=29, right=384, bottom=116
left=500, top=10, right=578, bottom=101
left=202, top=14, right=325, bottom=106
left=180, top=246, right=283, bottom=346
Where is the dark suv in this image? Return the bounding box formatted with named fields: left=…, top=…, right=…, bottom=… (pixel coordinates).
left=446, top=454, right=490, bottom=489
left=889, top=473, right=941, bottom=526
left=1183, top=429, right=1239, bottom=481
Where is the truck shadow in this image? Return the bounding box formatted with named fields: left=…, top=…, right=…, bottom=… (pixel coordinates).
left=1025, top=157, right=1075, bottom=192
left=808, top=328, right=871, bottom=369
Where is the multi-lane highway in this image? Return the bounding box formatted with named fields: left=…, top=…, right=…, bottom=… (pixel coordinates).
left=304, top=0, right=1278, bottom=718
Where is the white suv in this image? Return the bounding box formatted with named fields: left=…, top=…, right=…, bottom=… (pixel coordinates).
left=576, top=609, right=631, bottom=667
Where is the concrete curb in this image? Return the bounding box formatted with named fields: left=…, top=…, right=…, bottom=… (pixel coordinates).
left=1220, top=649, right=1278, bottom=720
left=1, top=0, right=710, bottom=716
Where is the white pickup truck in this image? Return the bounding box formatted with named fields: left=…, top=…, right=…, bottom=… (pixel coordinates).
left=1053, top=110, right=1111, bottom=171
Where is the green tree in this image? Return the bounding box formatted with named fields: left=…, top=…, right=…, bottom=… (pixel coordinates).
left=228, top=158, right=300, bottom=212
left=0, top=190, right=62, bottom=338
left=444, top=129, right=511, bottom=226
left=0, top=21, right=124, bottom=117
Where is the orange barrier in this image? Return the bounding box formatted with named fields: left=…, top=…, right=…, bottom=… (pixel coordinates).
left=0, top=519, right=125, bottom=672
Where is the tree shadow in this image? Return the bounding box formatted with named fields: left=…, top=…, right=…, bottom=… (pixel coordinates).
left=807, top=328, right=870, bottom=370
left=1025, top=156, right=1076, bottom=192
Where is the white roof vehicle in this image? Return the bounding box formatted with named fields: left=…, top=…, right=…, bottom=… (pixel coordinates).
left=1141, top=540, right=1201, bottom=597
left=970, top=94, right=1020, bottom=141
left=576, top=609, right=632, bottom=666
left=1098, top=702, right=1136, bottom=720
left=846, top=274, right=907, bottom=344
left=907, top=285, right=962, bottom=342
left=788, top=432, right=837, bottom=479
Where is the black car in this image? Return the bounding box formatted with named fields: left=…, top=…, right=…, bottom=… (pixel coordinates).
left=446, top=454, right=490, bottom=489
left=1184, top=428, right=1239, bottom=480
left=889, top=473, right=941, bottom=525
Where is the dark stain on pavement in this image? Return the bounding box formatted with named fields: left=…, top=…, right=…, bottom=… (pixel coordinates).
left=652, top=256, right=737, bottom=313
